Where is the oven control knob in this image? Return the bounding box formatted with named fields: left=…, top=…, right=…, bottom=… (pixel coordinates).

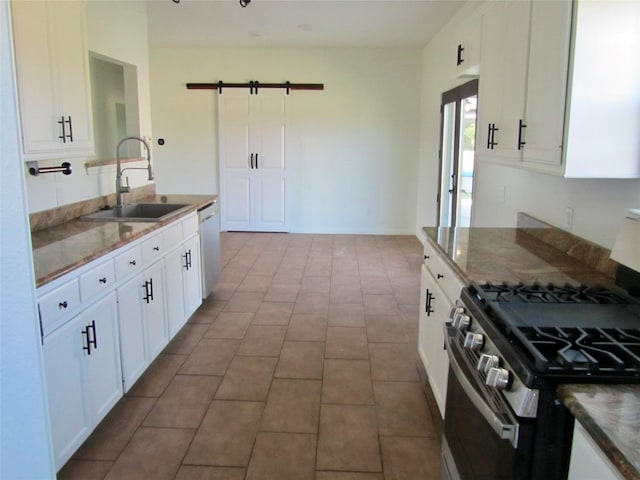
left=486, top=367, right=510, bottom=390
left=463, top=332, right=484, bottom=351
left=452, top=312, right=471, bottom=331
left=448, top=306, right=465, bottom=322
left=477, top=354, right=500, bottom=373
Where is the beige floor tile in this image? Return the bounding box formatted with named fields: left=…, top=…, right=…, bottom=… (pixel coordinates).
left=322, top=359, right=374, bottom=405
left=360, top=275, right=393, bottom=294
left=179, top=338, right=240, bottom=376
left=210, top=282, right=238, bottom=301
left=236, top=325, right=287, bottom=357
left=380, top=436, right=442, bottom=480
left=204, top=312, right=253, bottom=339
left=363, top=294, right=400, bottom=315
left=57, top=459, right=112, bottom=480
left=369, top=343, right=420, bottom=382
left=215, top=355, right=277, bottom=401
left=237, top=274, right=273, bottom=293
left=143, top=375, right=221, bottom=428
left=248, top=258, right=281, bottom=276
left=330, top=277, right=363, bottom=304
left=286, top=313, right=328, bottom=341
left=260, top=378, right=321, bottom=433
left=252, top=301, right=294, bottom=325
left=264, top=283, right=300, bottom=302
left=223, top=291, right=264, bottom=313
left=73, top=396, right=155, bottom=461
left=275, top=341, right=325, bottom=379
left=184, top=400, right=263, bottom=466
left=127, top=353, right=186, bottom=397
left=294, top=292, right=330, bottom=315
left=315, top=473, right=384, bottom=480
left=188, top=307, right=221, bottom=325
left=373, top=381, right=436, bottom=437
left=299, top=275, right=331, bottom=294
left=246, top=432, right=316, bottom=480
left=316, top=404, right=381, bottom=472
left=272, top=269, right=304, bottom=285
left=325, top=327, right=368, bottom=359
left=175, top=466, right=246, bottom=480
left=164, top=323, right=209, bottom=355
left=365, top=315, right=408, bottom=343
left=328, top=303, right=365, bottom=327
left=104, top=427, right=194, bottom=480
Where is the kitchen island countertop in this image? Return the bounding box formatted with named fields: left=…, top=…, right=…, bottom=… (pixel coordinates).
left=422, top=222, right=638, bottom=480
left=32, top=194, right=216, bottom=287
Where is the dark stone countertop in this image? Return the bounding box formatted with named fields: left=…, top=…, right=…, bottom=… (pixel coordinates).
left=32, top=194, right=216, bottom=287
left=422, top=224, right=638, bottom=480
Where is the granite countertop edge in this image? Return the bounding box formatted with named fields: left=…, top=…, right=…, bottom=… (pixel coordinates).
left=421, top=224, right=639, bottom=480
left=33, top=194, right=216, bottom=288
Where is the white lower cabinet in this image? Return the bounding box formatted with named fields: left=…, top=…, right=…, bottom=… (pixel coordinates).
left=567, top=421, right=624, bottom=480
left=42, top=292, right=121, bottom=470
left=117, top=261, right=168, bottom=392
left=418, top=240, right=464, bottom=419
left=165, top=234, right=202, bottom=338
left=39, top=212, right=203, bottom=470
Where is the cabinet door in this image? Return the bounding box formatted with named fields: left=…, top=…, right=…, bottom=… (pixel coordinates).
left=49, top=1, right=93, bottom=154
left=522, top=0, right=572, bottom=166
left=164, top=246, right=187, bottom=338
left=476, top=1, right=529, bottom=162
left=11, top=0, right=60, bottom=155
left=11, top=1, right=93, bottom=158
left=84, top=293, right=122, bottom=424
left=182, top=235, right=202, bottom=320
left=42, top=314, right=92, bottom=470
left=418, top=265, right=449, bottom=418
left=117, top=274, right=147, bottom=391
left=143, top=261, right=168, bottom=360
left=452, top=9, right=482, bottom=78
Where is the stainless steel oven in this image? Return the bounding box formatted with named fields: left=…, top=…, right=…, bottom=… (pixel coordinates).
left=439, top=281, right=640, bottom=480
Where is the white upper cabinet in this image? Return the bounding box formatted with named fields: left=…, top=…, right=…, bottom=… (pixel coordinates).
left=562, top=0, right=640, bottom=178
left=476, top=0, right=639, bottom=178
left=451, top=9, right=482, bottom=78
left=11, top=0, right=94, bottom=160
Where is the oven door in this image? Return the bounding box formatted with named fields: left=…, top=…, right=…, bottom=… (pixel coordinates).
left=442, top=325, right=533, bottom=480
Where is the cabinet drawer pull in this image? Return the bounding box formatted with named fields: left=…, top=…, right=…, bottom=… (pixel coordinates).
left=58, top=301, right=68, bottom=309
left=99, top=277, right=108, bottom=284
left=82, top=320, right=97, bottom=355
left=518, top=119, right=527, bottom=150
left=424, top=254, right=430, bottom=260
left=437, top=273, right=444, bottom=279
left=153, top=246, right=160, bottom=252
left=58, top=116, right=66, bottom=143
left=457, top=43, right=464, bottom=66
left=129, top=260, right=136, bottom=266
left=65, top=116, right=73, bottom=142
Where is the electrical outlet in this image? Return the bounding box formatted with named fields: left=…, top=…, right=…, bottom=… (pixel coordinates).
left=564, top=207, right=574, bottom=230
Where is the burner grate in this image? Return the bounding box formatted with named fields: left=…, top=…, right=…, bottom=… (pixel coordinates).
left=511, top=327, right=640, bottom=373
left=474, top=283, right=633, bottom=305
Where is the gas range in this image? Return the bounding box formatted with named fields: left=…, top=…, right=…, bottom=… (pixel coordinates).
left=450, top=282, right=640, bottom=416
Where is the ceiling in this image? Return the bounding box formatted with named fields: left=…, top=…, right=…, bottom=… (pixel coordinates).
left=146, top=0, right=468, bottom=48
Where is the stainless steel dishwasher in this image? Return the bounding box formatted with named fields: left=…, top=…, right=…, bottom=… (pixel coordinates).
left=197, top=200, right=221, bottom=298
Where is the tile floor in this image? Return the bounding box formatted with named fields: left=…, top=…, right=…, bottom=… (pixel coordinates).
left=58, top=232, right=443, bottom=480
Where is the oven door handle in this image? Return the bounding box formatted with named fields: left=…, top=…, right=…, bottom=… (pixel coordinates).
left=445, top=327, right=519, bottom=448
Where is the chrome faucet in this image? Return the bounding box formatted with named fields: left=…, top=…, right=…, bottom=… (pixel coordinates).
left=115, top=136, right=154, bottom=208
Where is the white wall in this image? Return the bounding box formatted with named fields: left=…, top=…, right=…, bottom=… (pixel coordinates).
left=25, top=1, right=153, bottom=213
left=150, top=47, right=422, bottom=234
left=1, top=2, right=55, bottom=477
left=416, top=2, right=640, bottom=249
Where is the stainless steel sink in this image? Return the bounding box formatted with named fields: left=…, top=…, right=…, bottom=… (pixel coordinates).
left=81, top=203, right=190, bottom=222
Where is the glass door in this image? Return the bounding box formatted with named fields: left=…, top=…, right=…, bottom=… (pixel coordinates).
left=438, top=80, right=478, bottom=228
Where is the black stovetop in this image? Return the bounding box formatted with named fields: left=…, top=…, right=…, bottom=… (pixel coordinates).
left=465, top=283, right=640, bottom=385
